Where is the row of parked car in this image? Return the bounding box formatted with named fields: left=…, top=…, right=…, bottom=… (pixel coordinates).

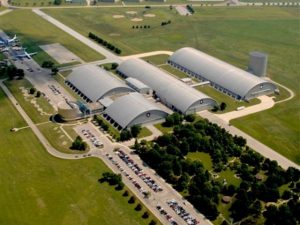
left=116, top=150, right=163, bottom=193
left=167, top=199, right=199, bottom=225
left=156, top=204, right=178, bottom=225
left=81, top=129, right=103, bottom=148
left=48, top=84, right=60, bottom=95
left=106, top=153, right=148, bottom=196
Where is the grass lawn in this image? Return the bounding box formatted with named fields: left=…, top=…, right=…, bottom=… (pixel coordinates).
left=141, top=54, right=170, bottom=65
left=186, top=151, right=213, bottom=171
left=217, top=168, right=241, bottom=187
left=0, top=87, right=157, bottom=225
left=138, top=126, right=152, bottom=139
left=38, top=122, right=88, bottom=154
left=4, top=79, right=50, bottom=124
left=0, top=9, right=104, bottom=66
left=159, top=64, right=189, bottom=79
left=154, top=122, right=173, bottom=134
left=44, top=7, right=300, bottom=163
left=196, top=85, right=261, bottom=112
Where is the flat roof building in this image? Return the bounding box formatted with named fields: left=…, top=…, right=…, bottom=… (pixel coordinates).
left=66, top=65, right=133, bottom=102
left=117, top=58, right=217, bottom=115
left=125, top=77, right=152, bottom=95
left=168, top=47, right=278, bottom=100
left=104, top=92, right=168, bottom=129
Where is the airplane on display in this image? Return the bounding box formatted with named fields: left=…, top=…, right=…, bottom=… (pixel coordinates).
left=16, top=50, right=37, bottom=59
left=0, top=34, right=17, bottom=46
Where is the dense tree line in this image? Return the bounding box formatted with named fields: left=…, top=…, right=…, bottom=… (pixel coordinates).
left=88, top=32, right=122, bottom=55
left=133, top=114, right=300, bottom=223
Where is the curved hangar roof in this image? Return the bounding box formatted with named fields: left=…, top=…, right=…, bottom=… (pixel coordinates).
left=169, top=47, right=277, bottom=99
left=66, top=65, right=132, bottom=102
left=104, top=93, right=168, bottom=129
left=117, top=58, right=216, bottom=114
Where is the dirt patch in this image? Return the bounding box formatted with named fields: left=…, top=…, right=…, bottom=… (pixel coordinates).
left=109, top=33, right=120, bottom=36
left=144, top=13, right=156, bottom=18
left=126, top=11, right=137, bottom=15
left=131, top=18, right=143, bottom=22
left=113, top=15, right=124, bottom=19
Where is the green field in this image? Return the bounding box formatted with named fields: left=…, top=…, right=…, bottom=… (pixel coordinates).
left=0, top=87, right=158, bottom=225
left=138, top=126, right=152, bottom=139
left=0, top=10, right=104, bottom=65
left=187, top=151, right=213, bottom=170
left=44, top=7, right=300, bottom=163
left=4, top=79, right=50, bottom=124
left=141, top=54, right=170, bottom=65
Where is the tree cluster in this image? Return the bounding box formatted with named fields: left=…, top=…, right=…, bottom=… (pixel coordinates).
left=42, top=61, right=54, bottom=68
left=264, top=197, right=300, bottom=225
left=88, top=32, right=122, bottom=55
left=133, top=116, right=299, bottom=222
left=0, top=65, right=24, bottom=80
left=161, top=20, right=171, bottom=26
left=99, top=172, right=124, bottom=190
left=120, top=125, right=142, bottom=141
left=70, top=136, right=87, bottom=151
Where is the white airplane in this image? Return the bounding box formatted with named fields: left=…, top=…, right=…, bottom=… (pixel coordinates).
left=16, top=50, right=37, bottom=59
left=0, top=34, right=17, bottom=45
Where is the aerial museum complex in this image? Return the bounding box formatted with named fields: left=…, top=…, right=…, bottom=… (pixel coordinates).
left=61, top=47, right=278, bottom=130
left=0, top=2, right=299, bottom=225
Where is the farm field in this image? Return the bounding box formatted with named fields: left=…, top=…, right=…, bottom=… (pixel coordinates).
left=44, top=6, right=300, bottom=163
left=0, top=10, right=104, bottom=65
left=0, top=88, right=155, bottom=225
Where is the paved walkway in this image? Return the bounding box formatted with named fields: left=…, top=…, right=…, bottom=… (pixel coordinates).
left=0, top=9, right=12, bottom=16
left=120, top=51, right=173, bottom=60
left=217, top=96, right=275, bottom=123
left=198, top=110, right=300, bottom=170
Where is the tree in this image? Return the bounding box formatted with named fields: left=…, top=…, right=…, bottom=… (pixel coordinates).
left=135, top=203, right=142, bottom=211
left=130, top=125, right=141, bottom=138
left=42, top=61, right=54, bottom=68
left=70, top=136, right=87, bottom=151
left=120, top=129, right=132, bottom=141
left=29, top=87, right=36, bottom=95
left=128, top=196, right=135, bottom=204
left=51, top=67, right=59, bottom=75
left=36, top=91, right=41, bottom=98
left=142, top=211, right=149, bottom=219
left=16, top=68, right=24, bottom=79
left=184, top=114, right=196, bottom=122
left=111, top=63, right=118, bottom=70
left=54, top=0, right=61, bottom=5
left=220, top=102, right=227, bottom=111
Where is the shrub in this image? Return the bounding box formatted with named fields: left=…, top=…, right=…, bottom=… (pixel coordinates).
left=128, top=196, right=135, bottom=204
left=142, top=211, right=149, bottom=219
left=135, top=203, right=142, bottom=211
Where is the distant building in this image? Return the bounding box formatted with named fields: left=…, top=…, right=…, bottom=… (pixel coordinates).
left=168, top=47, right=278, bottom=101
